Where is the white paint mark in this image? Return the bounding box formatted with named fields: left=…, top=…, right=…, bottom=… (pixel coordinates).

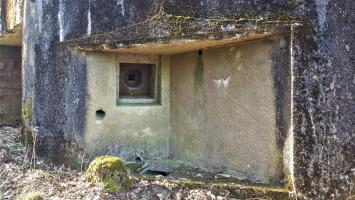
left=87, top=1, right=92, bottom=36
left=58, top=0, right=64, bottom=41
left=116, top=0, right=125, bottom=16
left=315, top=0, right=330, bottom=31
left=213, top=77, right=231, bottom=94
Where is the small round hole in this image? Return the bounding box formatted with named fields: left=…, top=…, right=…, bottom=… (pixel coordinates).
left=198, top=50, right=203, bottom=55
left=96, top=110, right=106, bottom=121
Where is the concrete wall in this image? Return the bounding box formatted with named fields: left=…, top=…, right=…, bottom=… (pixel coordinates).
left=0, top=46, right=21, bottom=125
left=170, top=36, right=290, bottom=184
left=85, top=53, right=170, bottom=161
left=21, top=0, right=354, bottom=198
left=22, top=0, right=87, bottom=164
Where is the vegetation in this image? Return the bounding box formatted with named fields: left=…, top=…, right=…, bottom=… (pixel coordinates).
left=86, top=156, right=134, bottom=192
left=23, top=192, right=44, bottom=200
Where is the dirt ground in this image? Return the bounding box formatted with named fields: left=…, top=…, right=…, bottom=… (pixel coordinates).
left=0, top=126, right=232, bottom=200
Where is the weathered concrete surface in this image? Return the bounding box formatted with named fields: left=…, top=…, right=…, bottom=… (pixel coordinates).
left=85, top=53, right=170, bottom=161
left=21, top=0, right=354, bottom=199
left=0, top=46, right=21, bottom=125
left=291, top=1, right=355, bottom=199
left=22, top=0, right=87, bottom=165
left=170, top=35, right=290, bottom=185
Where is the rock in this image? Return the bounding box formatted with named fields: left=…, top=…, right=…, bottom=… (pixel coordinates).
left=85, top=156, right=134, bottom=192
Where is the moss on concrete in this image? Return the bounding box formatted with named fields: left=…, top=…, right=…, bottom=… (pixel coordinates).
left=194, top=53, right=204, bottom=89
left=21, top=125, right=33, bottom=148
left=86, top=156, right=134, bottom=192
left=23, top=102, right=32, bottom=122
left=22, top=100, right=34, bottom=147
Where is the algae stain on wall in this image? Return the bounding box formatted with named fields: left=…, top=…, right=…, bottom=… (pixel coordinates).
left=170, top=37, right=288, bottom=184
left=194, top=51, right=205, bottom=107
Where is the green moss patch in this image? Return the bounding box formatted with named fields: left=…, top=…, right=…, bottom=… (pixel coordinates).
left=23, top=192, right=44, bottom=200
left=86, top=156, right=134, bottom=193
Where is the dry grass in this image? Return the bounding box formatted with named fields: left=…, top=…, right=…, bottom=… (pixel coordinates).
left=0, top=126, right=231, bottom=200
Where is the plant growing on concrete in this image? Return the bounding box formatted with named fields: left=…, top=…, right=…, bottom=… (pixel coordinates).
left=85, top=156, right=134, bottom=192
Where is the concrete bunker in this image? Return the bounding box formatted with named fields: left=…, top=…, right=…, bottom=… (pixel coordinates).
left=84, top=34, right=291, bottom=186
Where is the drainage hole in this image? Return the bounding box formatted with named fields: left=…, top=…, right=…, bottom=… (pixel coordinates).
left=96, top=109, right=106, bottom=121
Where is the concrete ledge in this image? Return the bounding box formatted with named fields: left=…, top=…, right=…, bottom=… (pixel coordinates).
left=63, top=13, right=300, bottom=55
left=138, top=175, right=293, bottom=199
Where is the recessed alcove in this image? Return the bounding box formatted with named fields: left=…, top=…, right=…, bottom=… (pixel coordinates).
left=84, top=34, right=291, bottom=187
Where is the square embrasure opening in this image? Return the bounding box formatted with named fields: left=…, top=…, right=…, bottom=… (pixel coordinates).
left=117, top=62, right=160, bottom=105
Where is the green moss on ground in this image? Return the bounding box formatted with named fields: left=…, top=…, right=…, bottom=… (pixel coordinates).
left=23, top=192, right=44, bottom=200
left=86, top=156, right=134, bottom=193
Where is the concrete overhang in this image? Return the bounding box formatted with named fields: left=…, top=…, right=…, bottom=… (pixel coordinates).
left=71, top=32, right=276, bottom=55
left=64, top=15, right=301, bottom=55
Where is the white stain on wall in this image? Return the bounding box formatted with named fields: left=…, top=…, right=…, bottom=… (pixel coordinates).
left=58, top=0, right=64, bottom=41
left=116, top=0, right=125, bottom=16
left=36, top=0, right=43, bottom=33
left=87, top=10, right=91, bottom=36
left=315, top=0, right=330, bottom=32
left=213, top=77, right=231, bottom=94
left=87, top=0, right=92, bottom=36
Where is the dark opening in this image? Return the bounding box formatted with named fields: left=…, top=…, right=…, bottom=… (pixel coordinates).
left=95, top=109, right=106, bottom=121
left=128, top=73, right=136, bottom=81
left=145, top=170, right=170, bottom=176
left=125, top=69, right=143, bottom=88
left=119, top=63, right=155, bottom=97
left=198, top=50, right=203, bottom=55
